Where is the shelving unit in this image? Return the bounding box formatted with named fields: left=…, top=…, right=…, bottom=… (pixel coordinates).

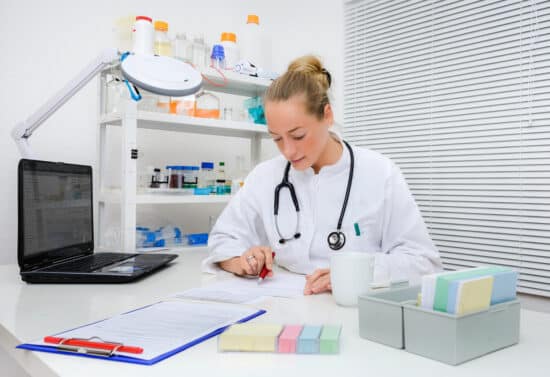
left=97, top=68, right=271, bottom=252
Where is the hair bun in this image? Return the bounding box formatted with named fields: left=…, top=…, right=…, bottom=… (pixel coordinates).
left=321, top=68, right=332, bottom=87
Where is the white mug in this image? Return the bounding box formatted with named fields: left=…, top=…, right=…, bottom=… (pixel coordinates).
left=330, top=252, right=375, bottom=306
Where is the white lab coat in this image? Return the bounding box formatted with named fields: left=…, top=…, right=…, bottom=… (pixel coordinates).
left=203, top=135, right=443, bottom=284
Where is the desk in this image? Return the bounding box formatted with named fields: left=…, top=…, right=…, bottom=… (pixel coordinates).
left=1, top=248, right=549, bottom=377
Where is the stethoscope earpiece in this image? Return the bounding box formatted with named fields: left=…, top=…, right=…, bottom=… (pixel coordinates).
left=279, top=232, right=300, bottom=245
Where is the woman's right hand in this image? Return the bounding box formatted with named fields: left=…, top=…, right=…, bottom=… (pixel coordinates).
left=218, top=246, right=275, bottom=277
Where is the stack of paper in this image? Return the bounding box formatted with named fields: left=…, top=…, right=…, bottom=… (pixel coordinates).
left=420, top=266, right=518, bottom=314
left=447, top=276, right=494, bottom=315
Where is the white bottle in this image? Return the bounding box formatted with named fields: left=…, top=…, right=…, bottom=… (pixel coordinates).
left=240, top=14, right=262, bottom=68
left=132, top=15, right=154, bottom=55
left=220, top=32, right=240, bottom=70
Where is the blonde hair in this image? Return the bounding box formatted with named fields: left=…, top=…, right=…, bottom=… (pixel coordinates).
left=264, top=55, right=331, bottom=120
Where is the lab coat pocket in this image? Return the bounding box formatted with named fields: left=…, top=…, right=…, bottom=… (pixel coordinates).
left=342, top=219, right=381, bottom=253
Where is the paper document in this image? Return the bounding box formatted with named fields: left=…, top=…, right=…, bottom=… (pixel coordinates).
left=30, top=300, right=262, bottom=361
left=174, top=269, right=306, bottom=304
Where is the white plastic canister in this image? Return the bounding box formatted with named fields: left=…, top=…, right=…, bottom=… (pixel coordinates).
left=132, top=16, right=154, bottom=55
left=220, top=32, right=240, bottom=69
left=240, top=14, right=262, bottom=68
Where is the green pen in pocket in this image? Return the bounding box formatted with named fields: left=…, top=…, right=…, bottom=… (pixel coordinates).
left=354, top=222, right=361, bottom=236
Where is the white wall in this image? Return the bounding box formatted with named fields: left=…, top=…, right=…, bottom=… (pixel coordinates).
left=0, top=0, right=343, bottom=264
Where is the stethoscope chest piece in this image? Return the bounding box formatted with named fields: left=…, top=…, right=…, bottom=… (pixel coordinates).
left=327, top=231, right=346, bottom=250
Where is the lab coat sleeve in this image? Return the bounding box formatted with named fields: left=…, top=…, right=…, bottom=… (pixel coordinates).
left=375, top=162, right=443, bottom=284
left=201, top=170, right=269, bottom=274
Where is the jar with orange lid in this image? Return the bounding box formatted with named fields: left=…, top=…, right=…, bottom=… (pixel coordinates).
left=220, top=32, right=239, bottom=69
left=154, top=20, right=172, bottom=56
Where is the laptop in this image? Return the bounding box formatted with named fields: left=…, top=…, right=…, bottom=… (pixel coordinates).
left=17, top=159, right=177, bottom=283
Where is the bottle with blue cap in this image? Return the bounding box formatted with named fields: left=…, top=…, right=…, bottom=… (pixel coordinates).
left=198, top=162, right=216, bottom=193
left=211, top=44, right=225, bottom=70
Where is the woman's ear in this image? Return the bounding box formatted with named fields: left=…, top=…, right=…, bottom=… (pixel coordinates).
left=323, top=103, right=334, bottom=125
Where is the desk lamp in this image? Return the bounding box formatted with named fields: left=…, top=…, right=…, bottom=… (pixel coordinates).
left=11, top=48, right=203, bottom=158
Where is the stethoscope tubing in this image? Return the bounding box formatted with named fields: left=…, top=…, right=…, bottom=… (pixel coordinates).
left=274, top=140, right=355, bottom=249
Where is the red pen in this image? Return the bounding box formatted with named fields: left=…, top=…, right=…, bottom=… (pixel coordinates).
left=44, top=336, right=143, bottom=354
left=258, top=252, right=276, bottom=284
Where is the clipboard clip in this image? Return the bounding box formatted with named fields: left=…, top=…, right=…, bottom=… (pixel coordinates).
left=44, top=336, right=143, bottom=357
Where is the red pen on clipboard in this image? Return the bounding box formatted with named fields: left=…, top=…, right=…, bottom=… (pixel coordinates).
left=258, top=252, right=276, bottom=284
left=44, top=336, right=143, bottom=354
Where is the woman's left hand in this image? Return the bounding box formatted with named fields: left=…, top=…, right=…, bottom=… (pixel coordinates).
left=303, top=268, right=332, bottom=295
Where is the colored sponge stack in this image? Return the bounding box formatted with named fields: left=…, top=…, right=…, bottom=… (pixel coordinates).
left=218, top=323, right=342, bottom=354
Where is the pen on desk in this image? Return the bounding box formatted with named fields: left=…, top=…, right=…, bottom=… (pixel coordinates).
left=44, top=336, right=144, bottom=354
left=258, top=252, right=276, bottom=284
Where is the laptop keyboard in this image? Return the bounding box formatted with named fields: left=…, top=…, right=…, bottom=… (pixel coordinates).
left=41, top=253, right=137, bottom=273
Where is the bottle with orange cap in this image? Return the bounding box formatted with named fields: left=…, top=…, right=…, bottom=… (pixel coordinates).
left=220, top=32, right=240, bottom=70
left=154, top=20, right=173, bottom=57
left=240, top=14, right=263, bottom=68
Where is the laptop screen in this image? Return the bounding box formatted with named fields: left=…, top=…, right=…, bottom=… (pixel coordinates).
left=18, top=159, right=94, bottom=269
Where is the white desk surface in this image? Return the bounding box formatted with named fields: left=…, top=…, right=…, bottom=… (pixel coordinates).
left=1, top=248, right=549, bottom=377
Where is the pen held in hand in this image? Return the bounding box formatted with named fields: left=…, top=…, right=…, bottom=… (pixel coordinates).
left=258, top=252, right=276, bottom=284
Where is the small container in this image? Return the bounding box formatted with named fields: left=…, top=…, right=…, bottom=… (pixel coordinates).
left=216, top=161, right=227, bottom=194
left=215, top=179, right=226, bottom=195
left=240, top=14, right=263, bottom=68
left=132, top=16, right=154, bottom=55
left=198, top=162, right=216, bottom=192
left=192, top=34, right=209, bottom=69
left=166, top=165, right=184, bottom=189
left=195, top=91, right=220, bottom=119
left=222, top=107, right=233, bottom=120
left=220, top=32, right=239, bottom=69
left=174, top=33, right=193, bottom=62
left=186, top=233, right=209, bottom=246
left=154, top=20, right=172, bottom=56
left=149, top=168, right=168, bottom=189
left=182, top=166, right=199, bottom=188
left=210, top=44, right=226, bottom=70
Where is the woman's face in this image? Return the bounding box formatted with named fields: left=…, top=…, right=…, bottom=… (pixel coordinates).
left=265, top=95, right=333, bottom=171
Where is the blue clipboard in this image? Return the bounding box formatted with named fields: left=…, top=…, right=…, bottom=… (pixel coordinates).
left=17, top=302, right=266, bottom=366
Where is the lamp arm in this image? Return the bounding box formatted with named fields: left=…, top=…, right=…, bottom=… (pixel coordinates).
left=11, top=48, right=120, bottom=158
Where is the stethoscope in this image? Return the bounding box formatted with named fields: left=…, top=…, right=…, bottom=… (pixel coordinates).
left=274, top=140, right=355, bottom=251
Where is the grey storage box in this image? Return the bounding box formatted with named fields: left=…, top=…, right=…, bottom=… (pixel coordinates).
left=403, top=299, right=520, bottom=365
left=358, top=286, right=420, bottom=349
left=358, top=285, right=521, bottom=365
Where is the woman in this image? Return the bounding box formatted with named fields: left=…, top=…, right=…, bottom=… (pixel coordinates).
left=203, top=55, right=442, bottom=294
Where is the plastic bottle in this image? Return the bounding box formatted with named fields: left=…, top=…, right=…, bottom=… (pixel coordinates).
left=174, top=33, right=193, bottom=62
left=132, top=16, right=154, bottom=55
left=155, top=226, right=183, bottom=247
left=210, top=44, right=225, bottom=70
left=191, top=34, right=209, bottom=70
left=154, top=20, right=172, bottom=56
left=136, top=227, right=156, bottom=248
left=216, top=162, right=227, bottom=195
left=231, top=155, right=248, bottom=194
left=198, top=162, right=216, bottom=193
left=220, top=32, right=239, bottom=69
left=240, top=14, right=262, bottom=68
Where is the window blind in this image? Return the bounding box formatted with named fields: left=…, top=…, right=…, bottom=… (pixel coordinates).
left=343, top=0, right=550, bottom=296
